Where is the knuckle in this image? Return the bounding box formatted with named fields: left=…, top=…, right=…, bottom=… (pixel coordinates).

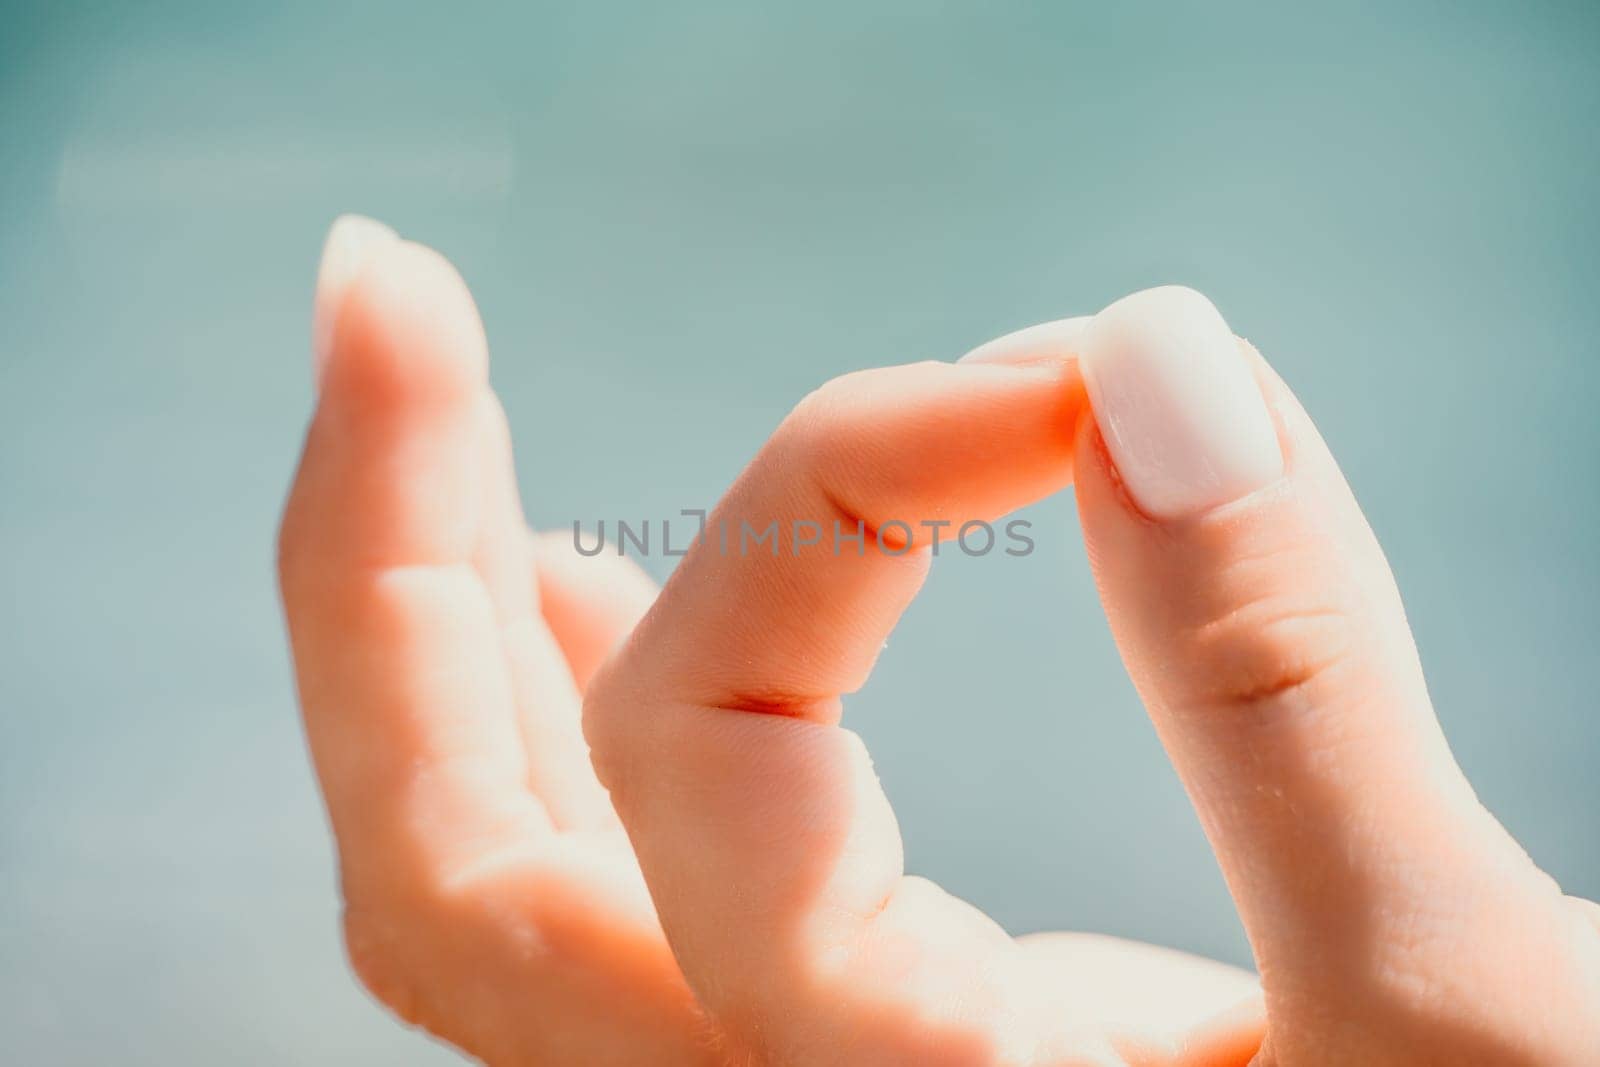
left=778, top=364, right=941, bottom=464
left=779, top=372, right=860, bottom=460
left=1180, top=570, right=1365, bottom=714
left=774, top=364, right=946, bottom=525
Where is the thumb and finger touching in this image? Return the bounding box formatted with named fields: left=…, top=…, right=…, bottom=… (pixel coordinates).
left=286, top=217, right=1595, bottom=1064
left=585, top=336, right=1252, bottom=1061
left=587, top=359, right=1106, bottom=1063
left=589, top=286, right=1599, bottom=1062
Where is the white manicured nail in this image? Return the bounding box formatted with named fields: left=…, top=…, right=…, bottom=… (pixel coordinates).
left=312, top=214, right=398, bottom=386
left=1079, top=286, right=1282, bottom=519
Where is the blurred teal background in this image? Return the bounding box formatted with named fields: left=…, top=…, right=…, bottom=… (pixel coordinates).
left=3, top=2, right=1597, bottom=1062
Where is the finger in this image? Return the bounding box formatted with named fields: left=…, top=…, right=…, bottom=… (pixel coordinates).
left=1070, top=286, right=1598, bottom=1059
left=280, top=220, right=600, bottom=891
left=957, top=315, right=1090, bottom=367
left=532, top=528, right=659, bottom=692
left=483, top=409, right=617, bottom=830
left=283, top=221, right=715, bottom=1066
left=281, top=220, right=544, bottom=888
left=586, top=360, right=1090, bottom=1061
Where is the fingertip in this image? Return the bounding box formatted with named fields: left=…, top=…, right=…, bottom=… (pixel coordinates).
left=313, top=214, right=398, bottom=384
left=1079, top=286, right=1283, bottom=520
left=286, top=232, right=494, bottom=575
left=319, top=231, right=489, bottom=416
left=957, top=316, right=1091, bottom=366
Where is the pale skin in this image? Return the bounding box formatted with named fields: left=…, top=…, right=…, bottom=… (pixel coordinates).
left=278, top=219, right=1600, bottom=1065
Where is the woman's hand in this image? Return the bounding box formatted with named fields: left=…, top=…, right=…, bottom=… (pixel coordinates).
left=279, top=218, right=715, bottom=1064
left=280, top=219, right=1599, bottom=1064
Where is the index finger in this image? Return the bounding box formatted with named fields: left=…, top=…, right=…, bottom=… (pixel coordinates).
left=584, top=358, right=1084, bottom=1061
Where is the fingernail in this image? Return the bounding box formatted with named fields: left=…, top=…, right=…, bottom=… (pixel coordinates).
left=1079, top=286, right=1282, bottom=519
left=313, top=214, right=398, bottom=386
left=957, top=316, right=1091, bottom=364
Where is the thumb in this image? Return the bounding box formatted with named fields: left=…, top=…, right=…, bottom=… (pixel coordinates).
left=1069, top=287, right=1599, bottom=1063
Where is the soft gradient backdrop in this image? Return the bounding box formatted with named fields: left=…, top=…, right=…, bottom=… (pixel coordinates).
left=3, top=2, right=1597, bottom=1062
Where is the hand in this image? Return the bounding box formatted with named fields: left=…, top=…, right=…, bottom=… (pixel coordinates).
left=278, top=221, right=1258, bottom=1064
left=279, top=219, right=1599, bottom=1065
left=279, top=218, right=715, bottom=1064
